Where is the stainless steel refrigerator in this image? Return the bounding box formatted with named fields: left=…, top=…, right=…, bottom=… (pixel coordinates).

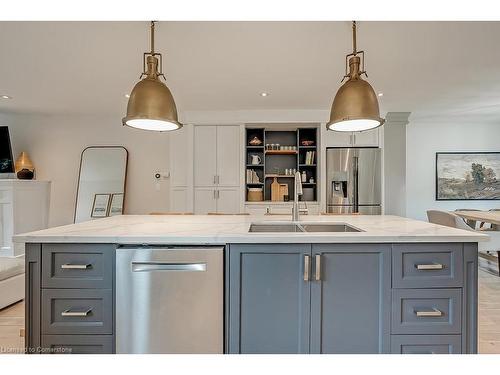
left=326, top=147, right=381, bottom=214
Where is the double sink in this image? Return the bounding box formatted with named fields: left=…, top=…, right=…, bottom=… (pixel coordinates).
left=248, top=222, right=363, bottom=233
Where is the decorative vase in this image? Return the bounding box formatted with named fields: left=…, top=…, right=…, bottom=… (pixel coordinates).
left=15, top=152, right=35, bottom=180
left=17, top=168, right=34, bottom=180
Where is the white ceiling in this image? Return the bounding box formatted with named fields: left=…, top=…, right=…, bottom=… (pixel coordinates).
left=0, top=21, right=499, bottom=122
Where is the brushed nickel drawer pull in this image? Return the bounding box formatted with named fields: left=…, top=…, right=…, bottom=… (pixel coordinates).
left=61, top=309, right=92, bottom=317
left=304, top=255, right=310, bottom=281
left=415, top=263, right=444, bottom=270
left=315, top=254, right=321, bottom=281
left=415, top=308, right=443, bottom=317
left=61, top=263, right=92, bottom=270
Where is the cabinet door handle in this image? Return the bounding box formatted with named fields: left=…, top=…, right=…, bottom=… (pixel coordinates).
left=61, top=308, right=92, bottom=317
left=60, top=264, right=91, bottom=270
left=353, top=134, right=356, bottom=144
left=217, top=190, right=220, bottom=199
left=415, top=263, right=444, bottom=270
left=213, top=190, right=217, bottom=199
left=315, top=254, right=321, bottom=281
left=415, top=308, right=443, bottom=317
left=303, top=255, right=310, bottom=281
left=217, top=175, right=220, bottom=184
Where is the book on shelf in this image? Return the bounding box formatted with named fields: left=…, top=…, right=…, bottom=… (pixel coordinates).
left=246, top=169, right=261, bottom=183
left=305, top=150, right=315, bottom=165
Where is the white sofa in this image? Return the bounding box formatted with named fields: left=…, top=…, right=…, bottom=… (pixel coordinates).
left=0, top=255, right=24, bottom=310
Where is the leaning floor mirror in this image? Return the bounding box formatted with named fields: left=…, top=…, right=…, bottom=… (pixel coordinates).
left=74, top=146, right=128, bottom=223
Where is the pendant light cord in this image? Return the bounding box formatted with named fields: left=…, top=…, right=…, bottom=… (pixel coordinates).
left=150, top=21, right=156, bottom=54
left=352, top=21, right=357, bottom=55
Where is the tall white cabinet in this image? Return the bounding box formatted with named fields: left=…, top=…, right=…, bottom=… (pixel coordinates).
left=0, top=180, right=51, bottom=256
left=193, top=125, right=241, bottom=214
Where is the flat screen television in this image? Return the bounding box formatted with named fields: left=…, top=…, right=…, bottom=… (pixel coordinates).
left=0, top=126, right=14, bottom=176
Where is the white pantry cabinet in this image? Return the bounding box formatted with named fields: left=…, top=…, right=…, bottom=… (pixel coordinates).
left=194, top=126, right=218, bottom=186
left=216, top=126, right=240, bottom=186
left=193, top=125, right=241, bottom=214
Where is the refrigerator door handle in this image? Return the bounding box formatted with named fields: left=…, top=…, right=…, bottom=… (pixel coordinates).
left=353, top=156, right=359, bottom=212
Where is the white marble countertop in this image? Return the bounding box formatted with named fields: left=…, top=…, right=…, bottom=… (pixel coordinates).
left=13, top=214, right=489, bottom=244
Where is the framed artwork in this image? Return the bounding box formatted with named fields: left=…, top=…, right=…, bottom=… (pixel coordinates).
left=109, top=193, right=124, bottom=216
left=436, top=152, right=500, bottom=200
left=91, top=194, right=111, bottom=218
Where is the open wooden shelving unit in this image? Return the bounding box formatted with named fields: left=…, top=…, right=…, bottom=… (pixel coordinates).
left=245, top=126, right=318, bottom=202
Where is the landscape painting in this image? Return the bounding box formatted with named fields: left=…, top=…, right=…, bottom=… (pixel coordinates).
left=436, top=152, right=500, bottom=200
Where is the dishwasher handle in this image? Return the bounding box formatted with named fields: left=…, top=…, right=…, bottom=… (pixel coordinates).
left=131, top=262, right=207, bottom=272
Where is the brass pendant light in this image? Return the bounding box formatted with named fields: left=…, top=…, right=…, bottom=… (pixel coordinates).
left=123, top=21, right=182, bottom=132
left=327, top=21, right=384, bottom=132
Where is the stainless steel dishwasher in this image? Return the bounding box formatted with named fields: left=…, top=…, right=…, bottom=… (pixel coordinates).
left=115, top=246, right=224, bottom=354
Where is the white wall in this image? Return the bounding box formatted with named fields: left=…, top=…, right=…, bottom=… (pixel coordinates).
left=383, top=112, right=410, bottom=217
left=406, top=119, right=500, bottom=221
left=1, top=113, right=171, bottom=227
left=1, top=109, right=331, bottom=227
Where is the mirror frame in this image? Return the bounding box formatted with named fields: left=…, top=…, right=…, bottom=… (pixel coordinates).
left=74, top=146, right=129, bottom=223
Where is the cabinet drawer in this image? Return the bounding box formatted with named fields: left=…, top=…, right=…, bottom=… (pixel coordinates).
left=41, top=335, right=113, bottom=354
left=391, top=335, right=461, bottom=354
left=42, top=244, right=114, bottom=288
left=41, top=289, right=113, bottom=335
left=392, top=244, right=463, bottom=288
left=392, top=289, right=461, bottom=334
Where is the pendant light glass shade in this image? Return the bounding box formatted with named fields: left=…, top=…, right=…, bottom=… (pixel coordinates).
left=123, top=22, right=182, bottom=132
left=327, top=22, right=384, bottom=132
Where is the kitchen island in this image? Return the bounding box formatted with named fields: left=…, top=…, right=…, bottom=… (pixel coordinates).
left=15, top=214, right=487, bottom=354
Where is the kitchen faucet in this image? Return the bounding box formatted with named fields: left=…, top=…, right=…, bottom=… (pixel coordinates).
left=292, top=171, right=307, bottom=221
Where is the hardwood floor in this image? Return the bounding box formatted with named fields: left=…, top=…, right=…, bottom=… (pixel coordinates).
left=0, top=300, right=24, bottom=354
left=478, top=269, right=500, bottom=354
left=0, top=269, right=499, bottom=354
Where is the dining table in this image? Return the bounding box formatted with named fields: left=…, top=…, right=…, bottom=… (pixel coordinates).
left=454, top=210, right=500, bottom=229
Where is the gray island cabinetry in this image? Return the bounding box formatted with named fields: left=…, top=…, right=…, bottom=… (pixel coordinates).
left=25, top=241, right=478, bottom=354
left=228, top=242, right=478, bottom=354
left=18, top=215, right=483, bottom=354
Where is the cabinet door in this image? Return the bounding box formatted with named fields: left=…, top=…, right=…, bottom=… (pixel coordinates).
left=216, top=126, right=240, bottom=186
left=353, top=129, right=379, bottom=147
left=228, top=244, right=311, bottom=354
left=216, top=188, right=240, bottom=214
left=194, top=188, right=216, bottom=214
left=310, top=244, right=391, bottom=353
left=324, top=130, right=353, bottom=147
left=194, top=126, right=217, bottom=186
